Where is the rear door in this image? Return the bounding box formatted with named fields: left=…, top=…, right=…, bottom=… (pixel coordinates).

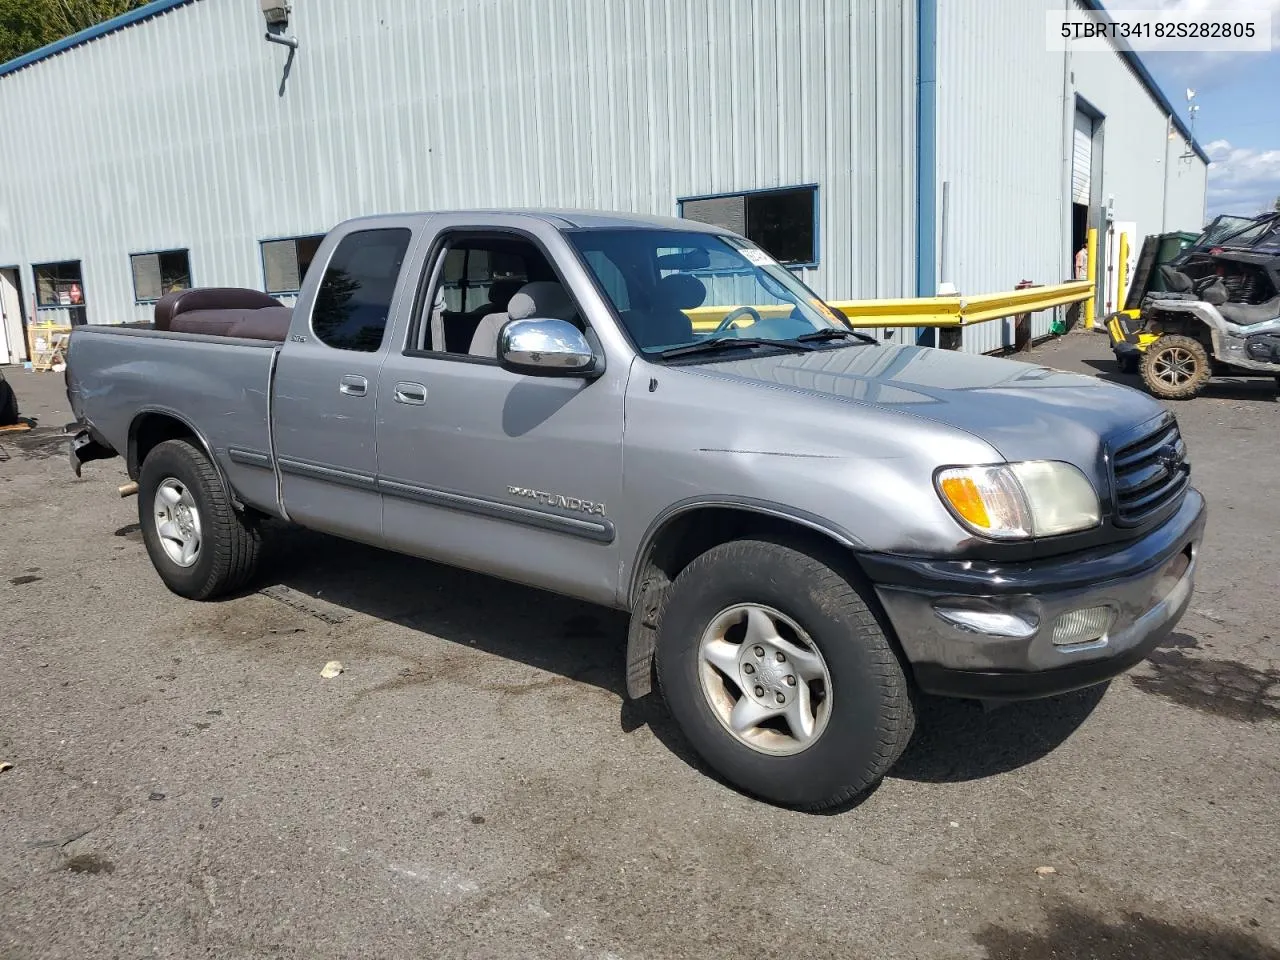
left=271, top=221, right=418, bottom=543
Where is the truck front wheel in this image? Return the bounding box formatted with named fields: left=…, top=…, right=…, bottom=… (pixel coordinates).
left=138, top=439, right=262, bottom=600
left=655, top=539, right=915, bottom=809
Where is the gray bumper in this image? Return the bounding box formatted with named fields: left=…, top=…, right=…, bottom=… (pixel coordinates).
left=68, top=422, right=117, bottom=477
left=866, top=489, right=1206, bottom=699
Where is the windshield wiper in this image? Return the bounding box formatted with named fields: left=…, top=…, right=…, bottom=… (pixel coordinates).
left=793, top=328, right=878, bottom=346
left=658, top=337, right=813, bottom=361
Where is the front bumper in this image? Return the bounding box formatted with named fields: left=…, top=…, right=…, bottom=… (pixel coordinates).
left=1113, top=339, right=1140, bottom=364
left=1107, top=312, right=1142, bottom=355
left=865, top=488, right=1206, bottom=700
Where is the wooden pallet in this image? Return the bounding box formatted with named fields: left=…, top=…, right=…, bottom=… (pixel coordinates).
left=26, top=323, right=72, bottom=372
left=0, top=422, right=33, bottom=434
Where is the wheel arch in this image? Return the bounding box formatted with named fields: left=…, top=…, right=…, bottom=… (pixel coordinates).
left=623, top=499, right=869, bottom=699
left=128, top=408, right=240, bottom=508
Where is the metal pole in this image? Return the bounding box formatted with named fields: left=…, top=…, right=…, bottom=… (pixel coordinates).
left=1085, top=227, right=1098, bottom=329
left=939, top=180, right=950, bottom=291
left=1161, top=115, right=1171, bottom=233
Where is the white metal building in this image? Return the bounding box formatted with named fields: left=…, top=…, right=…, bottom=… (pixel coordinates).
left=0, top=0, right=1207, bottom=363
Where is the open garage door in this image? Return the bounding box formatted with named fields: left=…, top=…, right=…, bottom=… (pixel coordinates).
left=1072, top=112, right=1094, bottom=205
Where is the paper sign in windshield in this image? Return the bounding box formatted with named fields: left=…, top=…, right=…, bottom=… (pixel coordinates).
left=741, top=248, right=776, bottom=267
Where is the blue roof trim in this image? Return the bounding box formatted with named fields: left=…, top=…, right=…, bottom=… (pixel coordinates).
left=0, top=0, right=194, bottom=79
left=1079, top=0, right=1211, bottom=165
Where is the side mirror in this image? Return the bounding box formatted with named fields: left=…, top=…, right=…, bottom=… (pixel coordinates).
left=498, top=318, right=598, bottom=377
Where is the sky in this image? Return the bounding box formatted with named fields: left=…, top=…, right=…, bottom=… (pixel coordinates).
left=1104, top=0, right=1280, bottom=220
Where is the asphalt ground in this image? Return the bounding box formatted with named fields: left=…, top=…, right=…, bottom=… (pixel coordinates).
left=1, top=329, right=1277, bottom=960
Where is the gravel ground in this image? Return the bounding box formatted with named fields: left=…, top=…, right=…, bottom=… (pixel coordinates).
left=1, top=331, right=1277, bottom=960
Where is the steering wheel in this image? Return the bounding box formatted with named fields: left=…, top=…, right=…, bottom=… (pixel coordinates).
left=714, top=306, right=764, bottom=333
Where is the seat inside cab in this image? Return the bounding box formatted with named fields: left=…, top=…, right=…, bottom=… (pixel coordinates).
left=431, top=238, right=568, bottom=353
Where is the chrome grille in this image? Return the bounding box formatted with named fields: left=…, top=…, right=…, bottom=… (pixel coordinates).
left=1111, top=417, right=1190, bottom=526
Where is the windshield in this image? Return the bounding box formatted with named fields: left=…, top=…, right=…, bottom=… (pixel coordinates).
left=1222, top=214, right=1280, bottom=248
left=1196, top=214, right=1263, bottom=247
left=567, top=228, right=850, bottom=356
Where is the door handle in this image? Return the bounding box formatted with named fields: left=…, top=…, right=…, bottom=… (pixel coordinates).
left=339, top=374, right=368, bottom=397
left=393, top=382, right=428, bottom=405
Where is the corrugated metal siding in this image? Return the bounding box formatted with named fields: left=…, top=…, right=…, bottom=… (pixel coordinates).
left=1163, top=128, right=1209, bottom=233
left=934, top=0, right=1068, bottom=354
left=935, top=0, right=1208, bottom=354
left=1072, top=28, right=1210, bottom=307
left=1074, top=50, right=1170, bottom=249
left=0, top=0, right=913, bottom=331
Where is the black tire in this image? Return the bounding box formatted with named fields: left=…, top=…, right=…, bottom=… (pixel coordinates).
left=1140, top=334, right=1210, bottom=400
left=655, top=539, right=915, bottom=810
left=0, top=372, right=17, bottom=426
left=137, top=438, right=262, bottom=600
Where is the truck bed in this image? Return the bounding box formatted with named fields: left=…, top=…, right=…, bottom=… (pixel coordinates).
left=66, top=325, right=281, bottom=514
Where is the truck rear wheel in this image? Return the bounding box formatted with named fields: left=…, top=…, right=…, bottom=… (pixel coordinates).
left=655, top=539, right=914, bottom=810
left=1141, top=334, right=1209, bottom=400
left=138, top=439, right=262, bottom=600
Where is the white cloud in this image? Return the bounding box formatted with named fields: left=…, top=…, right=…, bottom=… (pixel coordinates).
left=1204, top=139, right=1280, bottom=215
left=1102, top=0, right=1280, bottom=80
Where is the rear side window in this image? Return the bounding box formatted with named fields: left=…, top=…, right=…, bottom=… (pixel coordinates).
left=311, top=228, right=412, bottom=352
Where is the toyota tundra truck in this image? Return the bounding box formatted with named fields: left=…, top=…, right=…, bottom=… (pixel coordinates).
left=65, top=210, right=1205, bottom=809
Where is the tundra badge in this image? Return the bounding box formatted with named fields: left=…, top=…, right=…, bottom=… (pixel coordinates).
left=507, top=486, right=606, bottom=517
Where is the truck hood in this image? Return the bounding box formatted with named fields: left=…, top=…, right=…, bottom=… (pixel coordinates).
left=685, top=342, right=1166, bottom=463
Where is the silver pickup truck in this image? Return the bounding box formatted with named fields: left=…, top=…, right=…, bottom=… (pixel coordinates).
left=66, top=210, right=1205, bottom=809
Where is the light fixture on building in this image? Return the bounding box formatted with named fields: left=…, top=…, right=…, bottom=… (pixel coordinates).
left=262, top=0, right=298, bottom=49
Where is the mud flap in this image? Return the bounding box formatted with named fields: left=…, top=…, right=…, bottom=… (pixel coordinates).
left=625, top=573, right=669, bottom=699
left=68, top=425, right=117, bottom=477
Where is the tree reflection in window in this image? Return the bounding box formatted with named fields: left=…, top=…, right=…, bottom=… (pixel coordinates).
left=311, top=228, right=412, bottom=352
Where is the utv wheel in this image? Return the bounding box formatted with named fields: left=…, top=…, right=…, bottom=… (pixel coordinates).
left=138, top=439, right=262, bottom=600
left=655, top=539, right=915, bottom=810
left=1141, top=334, right=1210, bottom=400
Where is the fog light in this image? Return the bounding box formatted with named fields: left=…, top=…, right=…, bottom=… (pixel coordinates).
left=1051, top=606, right=1114, bottom=647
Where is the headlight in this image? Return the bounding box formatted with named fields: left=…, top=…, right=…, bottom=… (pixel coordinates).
left=936, top=461, right=1100, bottom=540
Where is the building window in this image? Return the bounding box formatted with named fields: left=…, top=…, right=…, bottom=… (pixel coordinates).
left=679, top=185, right=818, bottom=266
left=261, top=234, right=326, bottom=295
left=311, top=228, right=412, bottom=352
left=130, top=249, right=192, bottom=302
left=33, top=260, right=86, bottom=308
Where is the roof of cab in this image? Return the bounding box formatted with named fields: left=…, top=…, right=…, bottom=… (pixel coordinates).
left=530, top=209, right=725, bottom=232
left=344, top=208, right=728, bottom=234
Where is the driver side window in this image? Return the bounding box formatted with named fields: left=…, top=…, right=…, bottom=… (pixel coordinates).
left=412, top=234, right=586, bottom=360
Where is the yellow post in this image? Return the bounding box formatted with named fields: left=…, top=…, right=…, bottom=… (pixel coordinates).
left=1085, top=227, right=1098, bottom=329
left=1116, top=231, right=1130, bottom=314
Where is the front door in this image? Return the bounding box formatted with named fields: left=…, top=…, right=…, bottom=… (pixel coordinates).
left=0, top=268, right=24, bottom=364
left=374, top=227, right=626, bottom=606
left=272, top=223, right=417, bottom=544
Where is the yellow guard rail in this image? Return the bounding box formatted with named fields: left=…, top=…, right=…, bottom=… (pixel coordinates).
left=684, top=280, right=1095, bottom=335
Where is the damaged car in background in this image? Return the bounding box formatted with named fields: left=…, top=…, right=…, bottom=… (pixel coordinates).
left=1110, top=212, right=1280, bottom=399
